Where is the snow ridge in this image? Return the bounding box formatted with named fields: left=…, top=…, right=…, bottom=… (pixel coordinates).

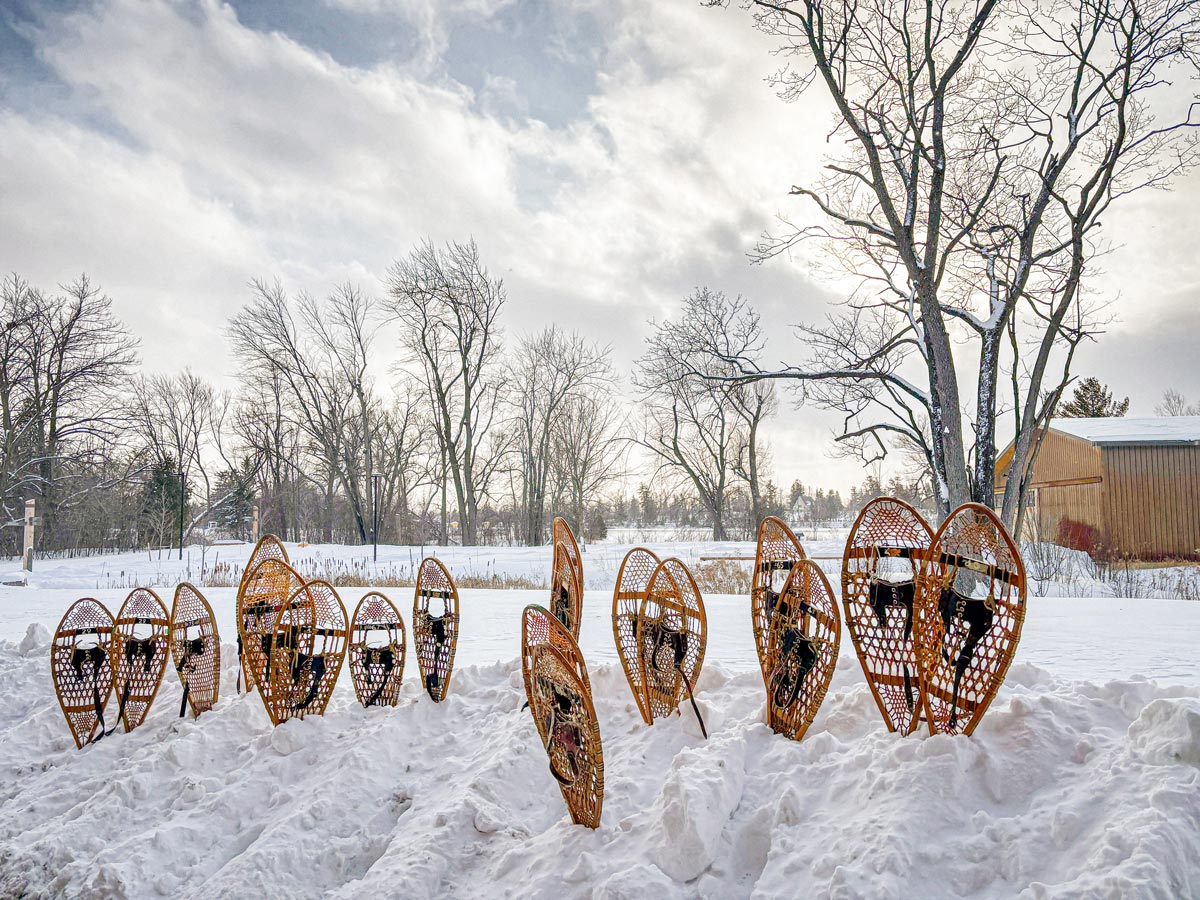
left=1, top=632, right=1198, bottom=899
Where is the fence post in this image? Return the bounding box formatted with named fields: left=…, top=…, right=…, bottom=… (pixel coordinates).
left=22, top=499, right=35, bottom=572
left=252, top=505, right=260, bottom=542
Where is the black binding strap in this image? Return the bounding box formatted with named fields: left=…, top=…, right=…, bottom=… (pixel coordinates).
left=647, top=621, right=708, bottom=738
left=770, top=626, right=818, bottom=711
left=105, top=637, right=156, bottom=736
left=678, top=665, right=708, bottom=739
left=364, top=645, right=396, bottom=707
left=544, top=683, right=583, bottom=785
left=425, top=613, right=449, bottom=699
left=71, top=644, right=108, bottom=745
left=291, top=653, right=327, bottom=710
left=937, top=588, right=996, bottom=728
left=105, top=680, right=132, bottom=737
left=176, top=636, right=204, bottom=718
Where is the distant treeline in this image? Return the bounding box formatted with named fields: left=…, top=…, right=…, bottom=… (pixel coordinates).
left=0, top=256, right=932, bottom=556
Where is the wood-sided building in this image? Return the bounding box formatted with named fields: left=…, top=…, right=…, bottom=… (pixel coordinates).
left=995, top=417, right=1200, bottom=559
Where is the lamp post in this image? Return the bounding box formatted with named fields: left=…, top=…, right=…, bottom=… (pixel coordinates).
left=177, top=471, right=186, bottom=561
left=371, top=472, right=383, bottom=563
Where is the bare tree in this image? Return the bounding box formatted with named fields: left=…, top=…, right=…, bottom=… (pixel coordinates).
left=703, top=0, right=1199, bottom=529
left=551, top=383, right=629, bottom=540
left=0, top=275, right=41, bottom=529
left=384, top=239, right=506, bottom=546
left=1157, top=388, right=1200, bottom=416
left=506, top=326, right=614, bottom=544
left=672, top=290, right=776, bottom=525
left=132, top=368, right=241, bottom=538
left=228, top=280, right=380, bottom=543
left=0, top=274, right=138, bottom=546
left=232, top=369, right=310, bottom=540
left=636, top=308, right=755, bottom=539
left=371, top=386, right=429, bottom=544
left=639, top=288, right=777, bottom=534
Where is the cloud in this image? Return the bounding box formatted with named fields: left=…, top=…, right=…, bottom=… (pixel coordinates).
left=2, top=0, right=1195, bottom=495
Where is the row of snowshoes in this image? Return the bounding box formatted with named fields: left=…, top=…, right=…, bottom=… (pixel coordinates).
left=51, top=584, right=219, bottom=749
left=523, top=504, right=1026, bottom=830
left=235, top=536, right=460, bottom=725
left=52, top=536, right=465, bottom=746
left=754, top=499, right=1027, bottom=741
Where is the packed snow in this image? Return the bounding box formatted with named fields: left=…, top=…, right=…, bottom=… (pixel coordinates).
left=1049, top=415, right=1200, bottom=445
left=1, top=540, right=1199, bottom=898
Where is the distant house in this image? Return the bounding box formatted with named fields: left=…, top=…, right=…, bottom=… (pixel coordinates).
left=995, top=417, right=1200, bottom=559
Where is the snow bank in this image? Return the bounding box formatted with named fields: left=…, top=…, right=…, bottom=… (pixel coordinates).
left=2, top=635, right=1198, bottom=899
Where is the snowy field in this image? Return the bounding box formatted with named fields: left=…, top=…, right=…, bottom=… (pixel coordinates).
left=0, top=532, right=856, bottom=593
left=1, top=541, right=1199, bottom=898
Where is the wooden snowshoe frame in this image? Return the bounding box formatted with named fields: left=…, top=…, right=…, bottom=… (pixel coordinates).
left=764, top=559, right=840, bottom=741
left=112, top=588, right=171, bottom=733
left=170, top=583, right=221, bottom=718
left=239, top=534, right=290, bottom=594
left=842, top=498, right=933, bottom=735
left=237, top=535, right=290, bottom=692
left=638, top=558, right=707, bottom=724
left=413, top=558, right=459, bottom=702
left=350, top=591, right=406, bottom=708
left=915, top=503, right=1026, bottom=737
left=51, top=598, right=115, bottom=748
left=521, top=604, right=603, bottom=829
left=753, top=516, right=806, bottom=688
left=238, top=558, right=305, bottom=698
left=611, top=547, right=661, bottom=723
left=550, top=517, right=584, bottom=639
left=254, top=579, right=347, bottom=726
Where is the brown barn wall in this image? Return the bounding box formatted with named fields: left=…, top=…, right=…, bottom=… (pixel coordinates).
left=1036, top=482, right=1105, bottom=545
left=995, top=430, right=1104, bottom=544
left=1102, top=445, right=1200, bottom=558
left=1030, top=431, right=1103, bottom=483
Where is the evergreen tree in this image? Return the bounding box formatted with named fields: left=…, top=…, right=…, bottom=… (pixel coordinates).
left=637, top=483, right=657, bottom=526
left=140, top=455, right=186, bottom=548
left=1059, top=377, right=1130, bottom=418
left=212, top=461, right=257, bottom=537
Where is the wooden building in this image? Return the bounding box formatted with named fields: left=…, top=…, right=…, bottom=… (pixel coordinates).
left=995, top=417, right=1200, bottom=559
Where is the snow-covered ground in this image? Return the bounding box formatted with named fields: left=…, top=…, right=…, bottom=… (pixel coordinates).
left=1, top=537, right=798, bottom=592
left=1, top=541, right=1199, bottom=898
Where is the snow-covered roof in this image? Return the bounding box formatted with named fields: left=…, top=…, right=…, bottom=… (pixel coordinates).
left=1051, top=416, right=1200, bottom=445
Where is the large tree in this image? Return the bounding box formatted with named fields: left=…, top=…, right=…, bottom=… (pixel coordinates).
left=506, top=326, right=614, bottom=545
left=228, top=281, right=379, bottom=542
left=652, top=288, right=777, bottom=528
left=384, top=239, right=506, bottom=546
left=0, top=274, right=137, bottom=548
left=703, top=0, right=1199, bottom=530
left=132, top=368, right=237, bottom=538
left=636, top=291, right=776, bottom=540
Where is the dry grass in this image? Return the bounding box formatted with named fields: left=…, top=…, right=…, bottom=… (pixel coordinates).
left=691, top=558, right=753, bottom=595
left=199, top=558, right=547, bottom=591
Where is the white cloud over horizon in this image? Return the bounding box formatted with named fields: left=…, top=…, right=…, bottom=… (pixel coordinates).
left=2, top=0, right=1198, bottom=497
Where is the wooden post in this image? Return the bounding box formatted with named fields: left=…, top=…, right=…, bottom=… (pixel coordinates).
left=22, top=499, right=35, bottom=572
left=252, top=505, right=260, bottom=542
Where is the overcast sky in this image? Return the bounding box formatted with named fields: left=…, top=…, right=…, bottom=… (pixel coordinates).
left=3, top=0, right=1198, bottom=495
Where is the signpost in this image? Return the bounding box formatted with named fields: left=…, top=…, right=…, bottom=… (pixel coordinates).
left=22, top=499, right=36, bottom=572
